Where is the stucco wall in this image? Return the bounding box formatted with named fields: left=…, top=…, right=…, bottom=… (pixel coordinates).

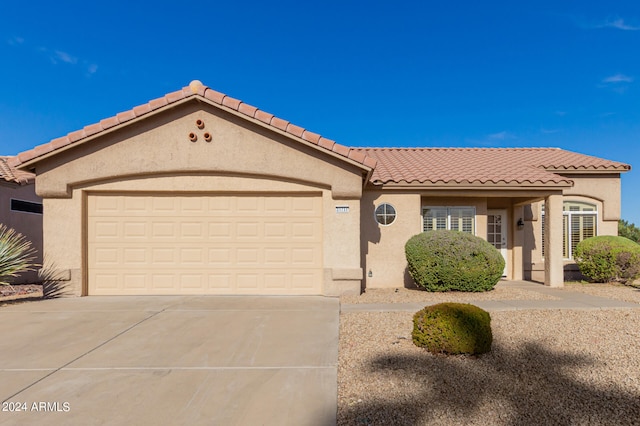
left=361, top=191, right=422, bottom=289
left=362, top=182, right=624, bottom=289
left=0, top=182, right=43, bottom=283
left=35, top=101, right=365, bottom=296
left=361, top=192, right=495, bottom=289
left=523, top=174, right=623, bottom=282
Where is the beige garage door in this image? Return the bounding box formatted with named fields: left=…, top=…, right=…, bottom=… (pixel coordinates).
left=87, top=193, right=323, bottom=295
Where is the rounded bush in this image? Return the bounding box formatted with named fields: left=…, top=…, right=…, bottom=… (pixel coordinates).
left=405, top=230, right=504, bottom=292
left=574, top=236, right=640, bottom=284
left=412, top=303, right=492, bottom=355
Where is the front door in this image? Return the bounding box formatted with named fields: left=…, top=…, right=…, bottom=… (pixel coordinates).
left=487, top=210, right=508, bottom=276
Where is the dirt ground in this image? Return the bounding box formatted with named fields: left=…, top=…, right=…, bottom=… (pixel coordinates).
left=0, top=284, right=43, bottom=304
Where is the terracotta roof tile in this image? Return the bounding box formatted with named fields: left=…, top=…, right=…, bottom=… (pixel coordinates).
left=332, top=144, right=349, bottom=157
left=353, top=148, right=630, bottom=186
left=132, top=104, right=152, bottom=117
left=0, top=156, right=34, bottom=184
left=347, top=149, right=367, bottom=164
left=51, top=136, right=71, bottom=150
left=363, top=155, right=378, bottom=169
left=99, top=116, right=120, bottom=130
left=34, top=143, right=55, bottom=156
left=285, top=123, right=305, bottom=138
left=318, top=137, right=335, bottom=150
left=83, top=122, right=104, bottom=136
left=148, top=97, right=169, bottom=109
left=203, top=88, right=225, bottom=104
left=165, top=89, right=185, bottom=104
left=238, top=102, right=258, bottom=117
left=116, top=110, right=136, bottom=123
left=270, top=117, right=290, bottom=131
left=221, top=96, right=242, bottom=110
left=302, top=130, right=321, bottom=144
left=254, top=110, right=274, bottom=125
left=67, top=129, right=86, bottom=143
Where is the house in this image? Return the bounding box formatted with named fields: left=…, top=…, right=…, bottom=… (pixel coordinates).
left=11, top=81, right=630, bottom=296
left=0, top=156, right=43, bottom=283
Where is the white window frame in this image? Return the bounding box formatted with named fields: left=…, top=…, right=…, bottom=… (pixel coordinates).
left=541, top=201, right=598, bottom=259
left=422, top=206, right=476, bottom=235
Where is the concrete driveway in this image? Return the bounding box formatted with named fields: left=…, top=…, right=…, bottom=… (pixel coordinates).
left=0, top=296, right=339, bottom=425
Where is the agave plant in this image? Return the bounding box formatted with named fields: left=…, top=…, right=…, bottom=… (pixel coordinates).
left=0, top=224, right=37, bottom=287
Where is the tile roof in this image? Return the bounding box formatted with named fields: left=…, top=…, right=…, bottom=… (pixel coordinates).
left=354, top=148, right=630, bottom=186
left=10, top=80, right=377, bottom=170
left=0, top=156, right=34, bottom=185
left=9, top=80, right=630, bottom=190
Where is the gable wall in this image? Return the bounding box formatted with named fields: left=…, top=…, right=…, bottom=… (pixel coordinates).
left=34, top=102, right=365, bottom=296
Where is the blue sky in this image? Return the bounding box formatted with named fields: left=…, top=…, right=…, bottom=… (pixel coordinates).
left=1, top=1, right=639, bottom=223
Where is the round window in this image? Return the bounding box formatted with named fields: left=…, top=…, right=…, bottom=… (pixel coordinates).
left=375, top=203, right=397, bottom=225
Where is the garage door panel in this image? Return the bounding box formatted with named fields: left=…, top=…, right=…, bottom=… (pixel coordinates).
left=88, top=194, right=322, bottom=295
left=91, top=221, right=119, bottom=239
left=123, top=248, right=147, bottom=265
left=208, top=248, right=232, bottom=264
left=124, top=274, right=147, bottom=290
left=208, top=274, right=231, bottom=289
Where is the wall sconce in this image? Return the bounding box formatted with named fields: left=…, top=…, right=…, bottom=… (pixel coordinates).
left=517, top=218, right=525, bottom=230
left=368, top=270, right=373, bottom=278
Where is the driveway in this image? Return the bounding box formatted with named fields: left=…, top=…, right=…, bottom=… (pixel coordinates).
left=0, top=296, right=339, bottom=425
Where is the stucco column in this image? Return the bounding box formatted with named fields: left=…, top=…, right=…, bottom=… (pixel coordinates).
left=544, top=193, right=564, bottom=287
left=512, top=205, right=524, bottom=281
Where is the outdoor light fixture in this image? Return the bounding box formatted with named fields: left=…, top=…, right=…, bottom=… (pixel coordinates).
left=368, top=270, right=373, bottom=278
left=517, top=218, right=525, bottom=229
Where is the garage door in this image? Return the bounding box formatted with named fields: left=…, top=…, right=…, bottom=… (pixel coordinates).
left=87, top=194, right=323, bottom=295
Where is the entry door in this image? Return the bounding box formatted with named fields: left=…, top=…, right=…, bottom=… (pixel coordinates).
left=487, top=210, right=507, bottom=276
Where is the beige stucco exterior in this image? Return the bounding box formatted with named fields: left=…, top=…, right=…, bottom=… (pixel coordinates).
left=20, top=91, right=628, bottom=296
left=0, top=181, right=43, bottom=283
left=524, top=173, right=623, bottom=282
left=360, top=175, right=624, bottom=289
left=33, top=100, right=366, bottom=296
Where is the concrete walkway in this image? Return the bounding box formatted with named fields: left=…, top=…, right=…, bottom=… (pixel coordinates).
left=340, top=281, right=640, bottom=312
left=0, top=296, right=339, bottom=426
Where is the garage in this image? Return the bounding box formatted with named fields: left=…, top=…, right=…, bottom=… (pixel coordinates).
left=87, top=193, right=323, bottom=295
left=14, top=81, right=368, bottom=296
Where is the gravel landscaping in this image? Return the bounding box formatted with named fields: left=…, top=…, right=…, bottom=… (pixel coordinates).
left=563, top=282, right=640, bottom=304
left=0, top=284, right=43, bottom=305
left=341, top=283, right=559, bottom=304
left=338, top=284, right=640, bottom=425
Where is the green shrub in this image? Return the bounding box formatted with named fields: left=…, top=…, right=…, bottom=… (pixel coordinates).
left=405, top=230, right=504, bottom=292
left=619, top=220, right=640, bottom=243
left=574, top=236, right=640, bottom=284
left=412, top=303, right=492, bottom=355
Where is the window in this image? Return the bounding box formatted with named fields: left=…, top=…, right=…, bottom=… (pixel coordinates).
left=10, top=199, right=43, bottom=214
left=423, top=207, right=475, bottom=234
left=375, top=203, right=397, bottom=225
left=541, top=201, right=597, bottom=259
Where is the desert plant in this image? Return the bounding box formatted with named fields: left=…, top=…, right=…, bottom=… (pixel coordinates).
left=0, top=224, right=37, bottom=287
left=412, top=302, right=492, bottom=355
left=574, top=236, right=640, bottom=284
left=405, top=230, right=504, bottom=292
